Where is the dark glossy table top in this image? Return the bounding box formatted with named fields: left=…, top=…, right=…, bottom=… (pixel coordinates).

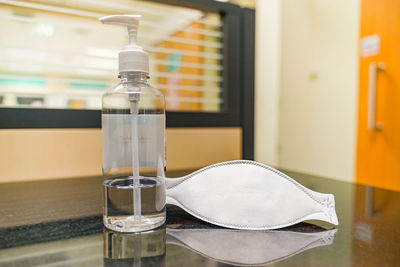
left=0, top=170, right=399, bottom=266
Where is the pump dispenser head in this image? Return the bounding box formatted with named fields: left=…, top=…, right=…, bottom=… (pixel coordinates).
left=99, top=15, right=149, bottom=74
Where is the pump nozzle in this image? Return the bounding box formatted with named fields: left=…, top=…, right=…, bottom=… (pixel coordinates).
left=99, top=14, right=149, bottom=74
left=100, top=15, right=141, bottom=48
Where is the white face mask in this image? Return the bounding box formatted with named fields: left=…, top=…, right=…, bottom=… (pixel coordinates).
left=167, top=227, right=337, bottom=266
left=165, top=160, right=338, bottom=230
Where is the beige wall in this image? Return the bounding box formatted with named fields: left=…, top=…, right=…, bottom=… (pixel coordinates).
left=0, top=128, right=241, bottom=183
left=255, top=0, right=360, bottom=181
left=254, top=0, right=281, bottom=167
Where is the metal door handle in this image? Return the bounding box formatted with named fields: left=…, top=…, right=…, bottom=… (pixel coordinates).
left=367, top=62, right=385, bottom=131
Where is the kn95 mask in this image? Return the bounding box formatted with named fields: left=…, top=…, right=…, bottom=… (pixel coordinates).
left=165, top=160, right=338, bottom=230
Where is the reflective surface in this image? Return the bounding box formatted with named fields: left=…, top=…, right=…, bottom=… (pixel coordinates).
left=104, top=226, right=166, bottom=266
left=166, top=225, right=336, bottom=266
left=0, top=170, right=399, bottom=266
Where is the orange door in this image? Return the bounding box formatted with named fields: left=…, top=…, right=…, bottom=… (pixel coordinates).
left=356, top=0, right=400, bottom=191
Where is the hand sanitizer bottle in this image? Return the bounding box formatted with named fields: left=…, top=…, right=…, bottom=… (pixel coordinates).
left=99, top=15, right=166, bottom=232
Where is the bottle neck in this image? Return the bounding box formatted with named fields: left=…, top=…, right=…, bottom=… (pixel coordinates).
left=120, top=72, right=148, bottom=84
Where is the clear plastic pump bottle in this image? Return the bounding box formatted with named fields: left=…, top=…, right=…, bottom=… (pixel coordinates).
left=100, top=15, right=166, bottom=232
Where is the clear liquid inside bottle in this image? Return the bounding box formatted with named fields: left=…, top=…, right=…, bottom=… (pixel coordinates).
left=102, top=72, right=166, bottom=232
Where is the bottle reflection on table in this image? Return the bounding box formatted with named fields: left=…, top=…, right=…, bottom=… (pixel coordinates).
left=103, top=225, right=166, bottom=267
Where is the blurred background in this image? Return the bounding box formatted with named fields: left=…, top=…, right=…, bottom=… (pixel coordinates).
left=0, top=0, right=224, bottom=111
left=0, top=0, right=399, bottom=193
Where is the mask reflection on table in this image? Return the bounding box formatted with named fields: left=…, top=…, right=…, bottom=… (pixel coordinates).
left=104, top=222, right=336, bottom=266
left=167, top=226, right=336, bottom=266
left=104, top=226, right=166, bottom=267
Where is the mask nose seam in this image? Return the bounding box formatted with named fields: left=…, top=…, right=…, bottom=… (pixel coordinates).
left=167, top=160, right=326, bottom=206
